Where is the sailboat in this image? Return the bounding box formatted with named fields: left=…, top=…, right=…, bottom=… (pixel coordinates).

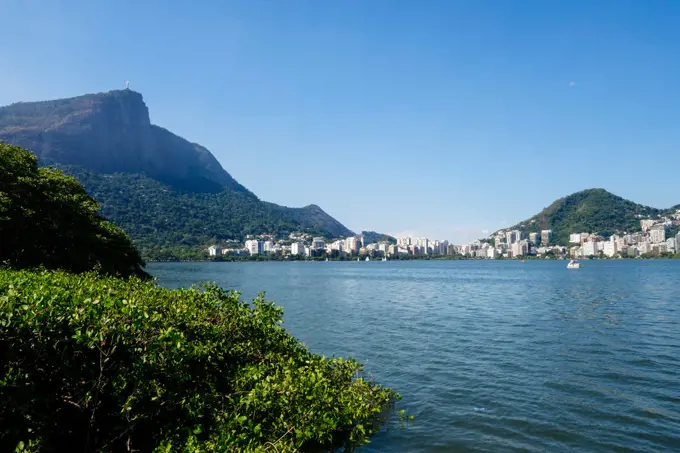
left=382, top=256, right=387, bottom=262
left=365, top=256, right=370, bottom=262
left=567, top=259, right=581, bottom=269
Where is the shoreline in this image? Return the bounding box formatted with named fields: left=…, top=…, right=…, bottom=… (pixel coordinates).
left=146, top=256, right=680, bottom=264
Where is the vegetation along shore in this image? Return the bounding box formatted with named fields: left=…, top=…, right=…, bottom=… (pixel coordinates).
left=0, top=143, right=404, bottom=452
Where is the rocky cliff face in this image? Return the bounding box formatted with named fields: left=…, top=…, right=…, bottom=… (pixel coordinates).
left=0, top=90, right=249, bottom=193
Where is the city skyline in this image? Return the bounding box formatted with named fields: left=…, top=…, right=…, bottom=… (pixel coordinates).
left=2, top=1, right=680, bottom=242
left=208, top=207, right=680, bottom=260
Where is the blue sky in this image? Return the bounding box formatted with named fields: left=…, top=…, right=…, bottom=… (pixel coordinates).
left=2, top=0, right=679, bottom=242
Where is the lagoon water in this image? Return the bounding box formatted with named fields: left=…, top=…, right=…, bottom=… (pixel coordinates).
left=148, top=260, right=680, bottom=452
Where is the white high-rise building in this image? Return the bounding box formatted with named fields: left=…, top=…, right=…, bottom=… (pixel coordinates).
left=603, top=241, right=617, bottom=257
left=414, top=238, right=430, bottom=254
left=583, top=241, right=598, bottom=256
left=676, top=233, right=680, bottom=253
left=397, top=237, right=412, bottom=246
left=510, top=241, right=522, bottom=256
left=615, top=237, right=626, bottom=252
left=650, top=227, right=666, bottom=244
left=345, top=236, right=360, bottom=254
left=638, top=241, right=652, bottom=255
left=529, top=232, right=540, bottom=245
left=291, top=242, right=304, bottom=256
left=506, top=230, right=520, bottom=245
left=263, top=240, right=274, bottom=253
left=311, top=237, right=326, bottom=250
left=665, top=238, right=676, bottom=253
left=245, top=240, right=263, bottom=255
left=541, top=230, right=553, bottom=245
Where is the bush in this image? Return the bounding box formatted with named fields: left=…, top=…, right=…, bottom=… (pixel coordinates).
left=0, top=143, right=147, bottom=278
left=0, top=269, right=399, bottom=452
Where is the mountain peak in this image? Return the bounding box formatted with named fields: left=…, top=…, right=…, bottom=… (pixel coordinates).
left=0, top=89, right=247, bottom=194
left=0, top=89, right=150, bottom=131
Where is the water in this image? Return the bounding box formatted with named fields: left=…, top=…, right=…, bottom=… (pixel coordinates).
left=148, top=260, right=680, bottom=452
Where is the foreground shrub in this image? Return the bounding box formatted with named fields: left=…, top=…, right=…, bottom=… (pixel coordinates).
left=0, top=269, right=399, bottom=452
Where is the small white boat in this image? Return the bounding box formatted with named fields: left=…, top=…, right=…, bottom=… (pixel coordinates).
left=365, top=256, right=370, bottom=261
left=567, top=260, right=581, bottom=269
left=382, top=257, right=387, bottom=262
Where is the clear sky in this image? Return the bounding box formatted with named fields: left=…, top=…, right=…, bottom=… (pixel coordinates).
left=2, top=0, right=679, bottom=242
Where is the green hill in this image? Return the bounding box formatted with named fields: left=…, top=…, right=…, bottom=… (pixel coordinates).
left=498, top=188, right=669, bottom=244
left=61, top=165, right=352, bottom=260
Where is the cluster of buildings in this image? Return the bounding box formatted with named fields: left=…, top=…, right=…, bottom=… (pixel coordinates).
left=467, top=212, right=680, bottom=259
left=470, top=228, right=560, bottom=259
left=207, top=211, right=680, bottom=260
left=568, top=220, right=680, bottom=258
left=394, top=237, right=453, bottom=255
left=208, top=233, right=400, bottom=258
left=207, top=232, right=460, bottom=259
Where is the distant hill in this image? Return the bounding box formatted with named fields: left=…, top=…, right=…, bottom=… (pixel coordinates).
left=361, top=231, right=397, bottom=244
left=666, top=204, right=680, bottom=214
left=0, top=90, right=353, bottom=258
left=497, top=188, right=673, bottom=244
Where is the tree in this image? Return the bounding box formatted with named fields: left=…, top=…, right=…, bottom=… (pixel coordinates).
left=0, top=143, right=147, bottom=278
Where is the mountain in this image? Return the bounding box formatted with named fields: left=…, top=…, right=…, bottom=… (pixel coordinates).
left=0, top=90, right=248, bottom=194
left=0, top=90, right=353, bottom=258
left=496, top=188, right=669, bottom=244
